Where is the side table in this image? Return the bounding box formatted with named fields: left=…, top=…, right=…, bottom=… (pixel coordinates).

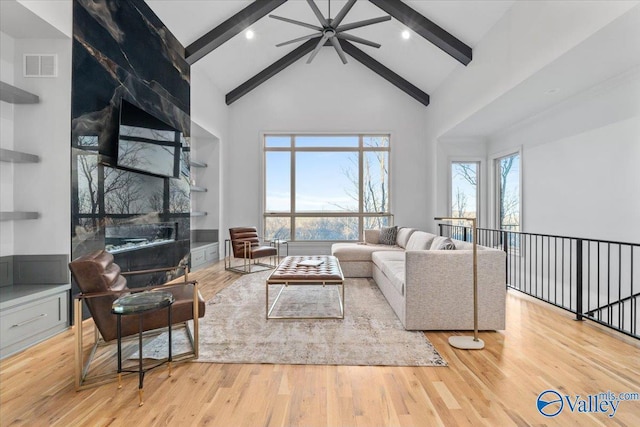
left=270, top=239, right=289, bottom=262
left=111, top=291, right=174, bottom=406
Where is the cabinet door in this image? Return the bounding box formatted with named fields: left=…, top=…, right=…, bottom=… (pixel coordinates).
left=191, top=248, right=206, bottom=269
left=204, top=244, right=218, bottom=261
left=1, top=291, right=69, bottom=358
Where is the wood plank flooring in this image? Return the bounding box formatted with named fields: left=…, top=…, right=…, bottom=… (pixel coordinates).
left=1, top=260, right=639, bottom=426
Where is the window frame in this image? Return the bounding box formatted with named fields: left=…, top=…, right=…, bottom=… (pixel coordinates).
left=491, top=149, right=522, bottom=231
left=262, top=133, right=392, bottom=242
left=448, top=159, right=481, bottom=224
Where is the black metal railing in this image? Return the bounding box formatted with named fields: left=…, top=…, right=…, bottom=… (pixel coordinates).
left=438, top=224, right=639, bottom=340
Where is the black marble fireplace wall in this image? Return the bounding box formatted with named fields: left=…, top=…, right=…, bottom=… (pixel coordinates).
left=70, top=0, right=191, bottom=295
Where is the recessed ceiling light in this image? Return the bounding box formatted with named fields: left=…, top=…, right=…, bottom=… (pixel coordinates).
left=401, top=30, right=411, bottom=40
left=245, top=29, right=255, bottom=40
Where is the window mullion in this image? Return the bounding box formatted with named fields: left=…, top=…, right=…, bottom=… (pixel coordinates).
left=358, top=135, right=364, bottom=239
left=291, top=137, right=296, bottom=240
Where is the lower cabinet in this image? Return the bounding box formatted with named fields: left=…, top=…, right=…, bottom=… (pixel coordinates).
left=0, top=284, right=70, bottom=359
left=190, top=242, right=219, bottom=271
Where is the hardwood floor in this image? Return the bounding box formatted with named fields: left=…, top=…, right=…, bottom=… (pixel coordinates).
left=1, top=260, right=639, bottom=426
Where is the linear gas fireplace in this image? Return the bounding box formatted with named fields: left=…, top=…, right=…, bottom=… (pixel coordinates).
left=105, top=221, right=178, bottom=253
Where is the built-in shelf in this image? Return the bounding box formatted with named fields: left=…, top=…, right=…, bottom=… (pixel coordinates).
left=190, top=160, right=207, bottom=168
left=0, top=81, right=39, bottom=104
left=190, top=186, right=207, bottom=192
left=191, top=211, right=208, bottom=217
left=0, top=212, right=40, bottom=221
left=0, top=148, right=40, bottom=163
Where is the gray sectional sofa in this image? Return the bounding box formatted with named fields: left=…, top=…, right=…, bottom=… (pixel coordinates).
left=331, top=228, right=506, bottom=331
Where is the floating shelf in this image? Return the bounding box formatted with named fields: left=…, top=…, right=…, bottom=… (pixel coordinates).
left=190, top=186, right=207, bottom=192
left=0, top=212, right=40, bottom=221
left=0, top=81, right=39, bottom=104
left=190, top=160, right=207, bottom=168
left=190, top=211, right=208, bottom=217
left=0, top=148, right=40, bottom=163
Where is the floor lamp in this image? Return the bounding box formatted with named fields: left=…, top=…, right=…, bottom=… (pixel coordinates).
left=434, top=216, right=484, bottom=350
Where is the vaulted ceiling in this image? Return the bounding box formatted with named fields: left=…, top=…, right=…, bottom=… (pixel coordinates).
left=146, top=0, right=514, bottom=107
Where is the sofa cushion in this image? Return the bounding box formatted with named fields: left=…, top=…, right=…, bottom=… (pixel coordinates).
left=405, top=231, right=436, bottom=250
left=453, top=240, right=474, bottom=250
left=396, top=227, right=416, bottom=248
left=364, top=229, right=380, bottom=244
left=430, top=236, right=456, bottom=250
left=382, top=261, right=405, bottom=296
left=371, top=250, right=405, bottom=267
left=378, top=226, right=398, bottom=245
left=332, top=242, right=402, bottom=262
left=372, top=252, right=405, bottom=296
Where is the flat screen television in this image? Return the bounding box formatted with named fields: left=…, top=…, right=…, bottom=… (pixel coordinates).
left=117, top=99, right=183, bottom=178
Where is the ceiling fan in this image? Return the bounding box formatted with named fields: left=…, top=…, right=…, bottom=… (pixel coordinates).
left=269, top=0, right=391, bottom=64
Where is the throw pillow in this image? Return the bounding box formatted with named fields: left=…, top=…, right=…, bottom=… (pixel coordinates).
left=378, top=226, right=398, bottom=245
left=431, top=236, right=456, bottom=250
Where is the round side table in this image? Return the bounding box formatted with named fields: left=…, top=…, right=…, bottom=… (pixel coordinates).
left=111, top=290, right=174, bottom=406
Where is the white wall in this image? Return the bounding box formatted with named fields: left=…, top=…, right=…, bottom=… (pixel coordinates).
left=489, top=70, right=640, bottom=242
left=225, top=50, right=428, bottom=252
left=12, top=37, right=71, bottom=255
left=435, top=137, right=489, bottom=226
left=17, top=0, right=72, bottom=38
left=428, top=1, right=639, bottom=237
left=0, top=31, right=16, bottom=256
left=190, top=66, right=229, bottom=247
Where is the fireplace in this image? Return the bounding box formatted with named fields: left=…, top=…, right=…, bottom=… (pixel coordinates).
left=105, top=221, right=178, bottom=253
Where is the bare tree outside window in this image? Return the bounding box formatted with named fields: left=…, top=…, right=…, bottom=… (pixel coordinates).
left=497, top=154, right=520, bottom=231
left=451, top=162, right=479, bottom=223
left=264, top=134, right=390, bottom=241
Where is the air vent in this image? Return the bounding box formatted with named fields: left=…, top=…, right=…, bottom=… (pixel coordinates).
left=23, top=54, right=57, bottom=78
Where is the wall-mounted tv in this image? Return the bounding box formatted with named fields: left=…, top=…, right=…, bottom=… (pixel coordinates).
left=117, top=99, right=183, bottom=178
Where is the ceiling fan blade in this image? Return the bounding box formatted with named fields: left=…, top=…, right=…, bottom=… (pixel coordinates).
left=337, top=33, right=381, bottom=49
left=330, top=37, right=348, bottom=64
left=276, top=33, right=320, bottom=47
left=306, top=0, right=329, bottom=27
left=331, top=0, right=357, bottom=28
left=307, top=33, right=329, bottom=64
left=269, top=14, right=322, bottom=31
left=336, top=16, right=391, bottom=32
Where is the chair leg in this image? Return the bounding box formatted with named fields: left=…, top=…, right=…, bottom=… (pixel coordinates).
left=192, top=282, right=199, bottom=358
left=74, top=298, right=83, bottom=390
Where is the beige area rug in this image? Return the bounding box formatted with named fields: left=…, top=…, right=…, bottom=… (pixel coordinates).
left=138, top=271, right=446, bottom=367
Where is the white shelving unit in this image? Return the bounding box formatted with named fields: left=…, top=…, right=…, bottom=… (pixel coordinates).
left=0, top=81, right=40, bottom=104
left=0, top=148, right=40, bottom=163
left=1, top=85, right=41, bottom=222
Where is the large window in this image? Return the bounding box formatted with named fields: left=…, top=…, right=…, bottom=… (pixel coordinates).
left=450, top=161, right=479, bottom=221
left=495, top=152, right=520, bottom=230
left=264, top=134, right=391, bottom=241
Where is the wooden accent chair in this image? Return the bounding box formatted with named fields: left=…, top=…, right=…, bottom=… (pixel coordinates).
left=224, top=227, right=278, bottom=274
left=69, top=250, right=205, bottom=390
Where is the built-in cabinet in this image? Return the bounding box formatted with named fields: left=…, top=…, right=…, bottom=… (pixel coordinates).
left=0, top=255, right=70, bottom=359
left=189, top=122, right=220, bottom=270
left=190, top=241, right=218, bottom=271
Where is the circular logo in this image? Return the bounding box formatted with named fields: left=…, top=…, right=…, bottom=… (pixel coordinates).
left=537, top=390, right=564, bottom=417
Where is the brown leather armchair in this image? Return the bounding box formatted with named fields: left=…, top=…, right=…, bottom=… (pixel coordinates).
left=69, top=250, right=205, bottom=390
left=225, top=227, right=278, bottom=273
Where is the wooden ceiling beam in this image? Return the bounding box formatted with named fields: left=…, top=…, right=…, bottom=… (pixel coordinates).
left=185, top=0, right=287, bottom=65
left=226, top=38, right=320, bottom=105
left=340, top=40, right=430, bottom=107
left=368, top=0, right=472, bottom=65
